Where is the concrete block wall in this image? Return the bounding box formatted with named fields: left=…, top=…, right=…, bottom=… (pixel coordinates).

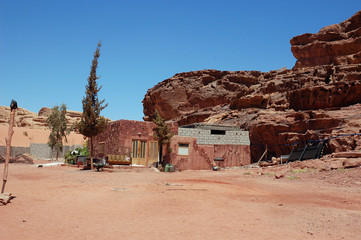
left=0, top=143, right=82, bottom=159
left=178, top=128, right=250, bottom=145
left=0, top=146, right=30, bottom=157
left=30, top=143, right=82, bottom=160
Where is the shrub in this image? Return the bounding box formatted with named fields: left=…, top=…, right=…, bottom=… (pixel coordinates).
left=64, top=146, right=89, bottom=164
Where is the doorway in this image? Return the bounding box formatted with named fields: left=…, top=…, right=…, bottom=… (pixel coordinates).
left=132, top=140, right=146, bottom=165
left=131, top=140, right=159, bottom=166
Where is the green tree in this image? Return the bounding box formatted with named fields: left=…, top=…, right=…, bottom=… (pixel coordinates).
left=77, top=41, right=108, bottom=169
left=152, top=110, right=174, bottom=165
left=46, top=104, right=68, bottom=161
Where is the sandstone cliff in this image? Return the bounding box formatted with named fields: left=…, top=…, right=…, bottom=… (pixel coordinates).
left=0, top=106, right=82, bottom=130
left=143, top=10, right=361, bottom=162
left=291, top=10, right=361, bottom=68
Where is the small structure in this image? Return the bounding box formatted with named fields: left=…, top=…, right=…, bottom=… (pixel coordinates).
left=94, top=120, right=251, bottom=170
left=92, top=121, right=251, bottom=170
left=168, top=124, right=250, bottom=170
left=92, top=120, right=165, bottom=166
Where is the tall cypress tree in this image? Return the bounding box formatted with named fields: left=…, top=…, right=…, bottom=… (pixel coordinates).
left=77, top=41, right=108, bottom=169
left=46, top=104, right=68, bottom=161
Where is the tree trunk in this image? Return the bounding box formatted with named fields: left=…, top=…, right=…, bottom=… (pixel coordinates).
left=158, top=142, right=163, bottom=167
left=56, top=148, right=59, bottom=162
left=90, top=136, right=94, bottom=170
left=2, top=109, right=16, bottom=193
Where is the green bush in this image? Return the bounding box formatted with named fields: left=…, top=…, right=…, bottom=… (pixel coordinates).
left=65, top=146, right=89, bottom=164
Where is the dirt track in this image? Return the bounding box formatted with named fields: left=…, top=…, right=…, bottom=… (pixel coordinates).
left=1, top=162, right=361, bottom=240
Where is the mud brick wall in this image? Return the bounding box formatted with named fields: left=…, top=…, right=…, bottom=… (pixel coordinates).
left=93, top=121, right=122, bottom=157
left=92, top=120, right=178, bottom=158
left=213, top=145, right=251, bottom=166
left=169, top=135, right=251, bottom=170
left=169, top=136, right=212, bottom=170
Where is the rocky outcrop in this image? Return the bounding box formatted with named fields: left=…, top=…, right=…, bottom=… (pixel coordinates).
left=144, top=64, right=361, bottom=121
left=0, top=106, right=82, bottom=130
left=38, top=107, right=82, bottom=120
left=143, top=11, right=361, bottom=162
left=142, top=69, right=258, bottom=120
left=291, top=11, right=361, bottom=68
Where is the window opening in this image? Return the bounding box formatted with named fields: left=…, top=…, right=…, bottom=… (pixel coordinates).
left=98, top=142, right=105, bottom=154
left=178, top=143, right=189, bottom=155
left=211, top=130, right=226, bottom=135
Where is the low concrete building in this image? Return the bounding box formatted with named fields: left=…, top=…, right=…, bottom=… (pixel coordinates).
left=168, top=124, right=250, bottom=170
left=92, top=120, right=250, bottom=170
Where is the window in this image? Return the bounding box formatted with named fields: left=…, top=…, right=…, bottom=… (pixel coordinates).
left=211, top=130, right=226, bottom=135
left=98, top=142, right=105, bottom=154
left=178, top=143, right=189, bottom=155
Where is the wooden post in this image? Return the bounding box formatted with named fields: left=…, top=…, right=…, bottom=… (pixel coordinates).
left=265, top=144, right=268, bottom=162
left=257, top=148, right=268, bottom=166
left=2, top=100, right=17, bottom=193
left=90, top=136, right=94, bottom=170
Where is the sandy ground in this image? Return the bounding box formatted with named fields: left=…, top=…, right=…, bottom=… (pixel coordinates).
left=1, top=161, right=361, bottom=240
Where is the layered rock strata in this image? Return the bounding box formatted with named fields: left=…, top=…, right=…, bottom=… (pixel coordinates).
left=291, top=10, right=361, bottom=68
left=0, top=106, right=82, bottom=129
left=143, top=11, right=361, bottom=162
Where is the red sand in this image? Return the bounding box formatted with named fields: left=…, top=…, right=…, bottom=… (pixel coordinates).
left=1, top=162, right=361, bottom=240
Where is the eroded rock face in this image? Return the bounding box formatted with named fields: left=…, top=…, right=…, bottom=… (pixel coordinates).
left=0, top=106, right=82, bottom=129
left=142, top=69, right=259, bottom=120
left=291, top=10, right=361, bottom=68
left=144, top=64, right=361, bottom=120
left=143, top=11, right=361, bottom=162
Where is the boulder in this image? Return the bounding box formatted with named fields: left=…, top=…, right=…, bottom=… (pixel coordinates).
left=333, top=151, right=361, bottom=158
left=343, top=158, right=361, bottom=168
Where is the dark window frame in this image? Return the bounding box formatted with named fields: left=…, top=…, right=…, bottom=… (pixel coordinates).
left=210, top=130, right=226, bottom=135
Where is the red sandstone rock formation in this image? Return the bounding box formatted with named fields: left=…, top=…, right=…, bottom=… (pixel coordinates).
left=143, top=11, right=361, bottom=162
left=291, top=10, right=361, bottom=68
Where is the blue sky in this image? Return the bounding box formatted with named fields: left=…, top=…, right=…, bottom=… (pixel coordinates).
left=1, top=1, right=360, bottom=121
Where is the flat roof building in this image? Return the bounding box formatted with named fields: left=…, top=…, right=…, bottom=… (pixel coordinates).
left=92, top=120, right=250, bottom=170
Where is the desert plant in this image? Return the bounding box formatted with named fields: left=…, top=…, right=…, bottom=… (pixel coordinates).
left=46, top=104, right=68, bottom=161
left=64, top=146, right=89, bottom=164
left=76, top=41, right=108, bottom=169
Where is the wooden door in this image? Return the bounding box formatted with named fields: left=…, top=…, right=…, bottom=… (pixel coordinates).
left=148, top=141, right=159, bottom=165
left=132, top=140, right=147, bottom=166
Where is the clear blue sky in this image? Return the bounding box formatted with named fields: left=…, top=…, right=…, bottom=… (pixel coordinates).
left=1, top=1, right=360, bottom=121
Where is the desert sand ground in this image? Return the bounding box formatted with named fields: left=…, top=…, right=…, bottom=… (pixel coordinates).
left=1, top=161, right=361, bottom=240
